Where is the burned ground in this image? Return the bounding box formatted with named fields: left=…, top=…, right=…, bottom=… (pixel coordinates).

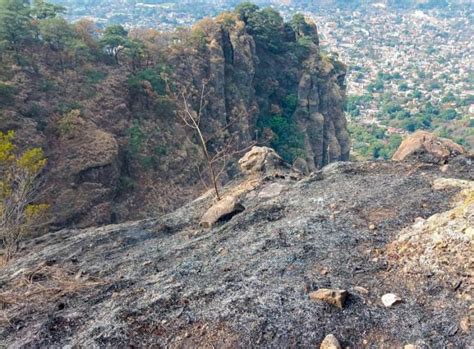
left=0, top=159, right=472, bottom=348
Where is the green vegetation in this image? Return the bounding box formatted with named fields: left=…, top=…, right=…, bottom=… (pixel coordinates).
left=345, top=94, right=372, bottom=118
left=0, top=82, right=14, bottom=105
left=0, top=0, right=345, bottom=177
left=84, top=69, right=107, bottom=84
left=257, top=94, right=304, bottom=163
left=0, top=130, right=48, bottom=260
left=235, top=3, right=316, bottom=55
left=237, top=4, right=286, bottom=53
left=100, top=24, right=128, bottom=64
left=367, top=78, right=384, bottom=93
left=57, top=109, right=81, bottom=137
left=128, top=67, right=168, bottom=96
left=349, top=123, right=402, bottom=160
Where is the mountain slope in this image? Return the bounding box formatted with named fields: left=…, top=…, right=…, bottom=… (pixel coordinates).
left=0, top=7, right=349, bottom=229
left=1, top=152, right=472, bottom=347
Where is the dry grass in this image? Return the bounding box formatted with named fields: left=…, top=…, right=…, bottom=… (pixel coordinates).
left=0, top=255, right=7, bottom=268
left=0, top=262, right=106, bottom=325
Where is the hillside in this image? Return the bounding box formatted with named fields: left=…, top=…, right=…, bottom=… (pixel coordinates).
left=0, top=144, right=472, bottom=347
left=0, top=3, right=349, bottom=229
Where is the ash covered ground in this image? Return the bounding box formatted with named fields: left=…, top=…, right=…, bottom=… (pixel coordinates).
left=0, top=157, right=472, bottom=348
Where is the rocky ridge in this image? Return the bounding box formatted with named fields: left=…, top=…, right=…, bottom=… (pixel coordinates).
left=0, top=141, right=472, bottom=347
left=1, top=10, right=349, bottom=229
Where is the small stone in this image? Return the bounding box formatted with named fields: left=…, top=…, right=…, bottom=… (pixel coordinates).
left=369, top=223, right=376, bottom=230
left=381, top=293, right=402, bottom=307
left=354, top=286, right=369, bottom=295
left=74, top=270, right=84, bottom=280
left=460, top=316, right=471, bottom=332
left=440, top=164, right=450, bottom=172
left=404, top=345, right=418, bottom=349
left=219, top=248, right=229, bottom=256
left=309, top=289, right=348, bottom=309
left=329, top=203, right=337, bottom=209
left=320, top=334, right=341, bottom=349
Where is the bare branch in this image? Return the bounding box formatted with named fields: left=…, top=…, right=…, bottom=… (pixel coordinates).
left=169, top=79, right=254, bottom=202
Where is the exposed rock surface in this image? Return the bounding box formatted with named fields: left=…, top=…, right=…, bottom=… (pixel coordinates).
left=238, top=146, right=286, bottom=175
left=294, top=53, right=350, bottom=171
left=0, top=12, right=349, bottom=228
left=320, top=334, right=342, bottom=349
left=392, top=131, right=465, bottom=164
left=388, top=177, right=473, bottom=296
left=309, top=288, right=348, bottom=309
left=1, top=156, right=472, bottom=347
left=200, top=195, right=244, bottom=229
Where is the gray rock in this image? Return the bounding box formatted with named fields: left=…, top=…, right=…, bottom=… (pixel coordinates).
left=258, top=183, right=286, bottom=199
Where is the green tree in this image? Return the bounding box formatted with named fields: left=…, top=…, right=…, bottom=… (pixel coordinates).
left=290, top=13, right=313, bottom=39
left=235, top=2, right=259, bottom=24
left=367, top=79, right=384, bottom=93
left=31, top=0, right=64, bottom=20
left=398, top=82, right=409, bottom=91
left=439, top=108, right=458, bottom=120
left=100, top=24, right=128, bottom=64
left=124, top=38, right=146, bottom=71
left=441, top=91, right=456, bottom=104
left=0, top=130, right=48, bottom=260
left=413, top=90, right=422, bottom=99
left=0, top=0, right=33, bottom=63
left=239, top=6, right=286, bottom=53
left=38, top=17, right=74, bottom=69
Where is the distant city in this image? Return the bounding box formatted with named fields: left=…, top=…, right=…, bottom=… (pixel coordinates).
left=50, top=1, right=473, bottom=30
left=51, top=0, right=474, bottom=153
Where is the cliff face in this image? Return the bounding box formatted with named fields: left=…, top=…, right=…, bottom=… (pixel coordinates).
left=0, top=11, right=349, bottom=228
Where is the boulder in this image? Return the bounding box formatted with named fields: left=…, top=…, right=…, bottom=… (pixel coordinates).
left=238, top=146, right=285, bottom=175
left=392, top=131, right=464, bottom=164
left=200, top=195, right=244, bottom=228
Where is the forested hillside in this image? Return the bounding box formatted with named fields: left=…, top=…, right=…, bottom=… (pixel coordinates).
left=0, top=1, right=349, bottom=229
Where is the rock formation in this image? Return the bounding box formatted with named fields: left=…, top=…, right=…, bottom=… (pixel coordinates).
left=392, top=130, right=465, bottom=163
left=293, top=53, right=350, bottom=171
left=238, top=146, right=286, bottom=175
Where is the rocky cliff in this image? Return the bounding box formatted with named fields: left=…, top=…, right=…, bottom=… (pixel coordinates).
left=0, top=146, right=472, bottom=347
left=0, top=8, right=349, bottom=228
